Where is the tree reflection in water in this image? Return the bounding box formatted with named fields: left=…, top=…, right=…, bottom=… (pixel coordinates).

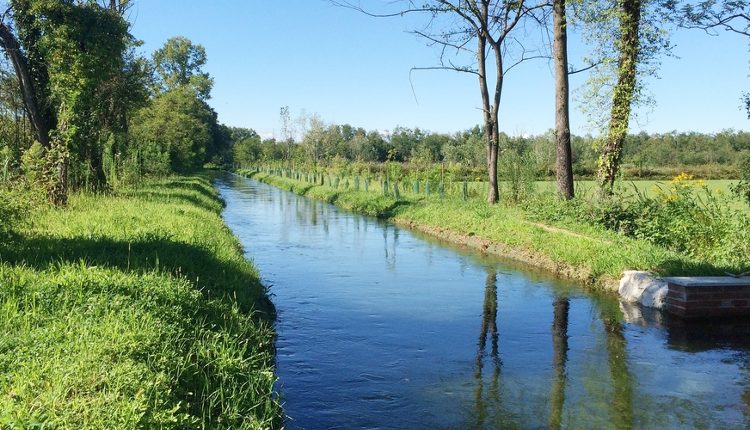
left=472, top=268, right=519, bottom=429
left=549, top=295, right=569, bottom=429
left=603, top=316, right=634, bottom=429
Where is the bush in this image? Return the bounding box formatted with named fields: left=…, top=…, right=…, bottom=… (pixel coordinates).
left=730, top=152, right=750, bottom=206
left=0, top=180, right=44, bottom=237
left=499, top=150, right=537, bottom=203
left=521, top=174, right=750, bottom=270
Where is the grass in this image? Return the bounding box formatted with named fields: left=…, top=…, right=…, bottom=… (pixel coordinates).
left=0, top=175, right=281, bottom=429
left=240, top=169, right=744, bottom=289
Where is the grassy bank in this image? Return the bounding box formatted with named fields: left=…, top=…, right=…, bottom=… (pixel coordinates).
left=0, top=176, right=281, bottom=429
left=240, top=170, right=744, bottom=290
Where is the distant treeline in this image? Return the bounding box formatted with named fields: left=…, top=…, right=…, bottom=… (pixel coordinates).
left=232, top=124, right=750, bottom=179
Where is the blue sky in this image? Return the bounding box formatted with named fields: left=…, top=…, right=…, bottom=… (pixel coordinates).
left=129, top=1, right=750, bottom=138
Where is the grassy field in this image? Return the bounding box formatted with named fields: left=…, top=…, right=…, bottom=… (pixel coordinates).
left=538, top=179, right=737, bottom=197
left=0, top=176, right=281, bottom=429
left=241, top=170, right=747, bottom=289
left=454, top=179, right=738, bottom=200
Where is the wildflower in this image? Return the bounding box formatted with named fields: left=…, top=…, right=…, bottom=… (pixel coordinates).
left=672, top=172, right=693, bottom=183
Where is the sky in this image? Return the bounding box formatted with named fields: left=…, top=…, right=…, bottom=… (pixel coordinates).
left=129, top=1, right=750, bottom=139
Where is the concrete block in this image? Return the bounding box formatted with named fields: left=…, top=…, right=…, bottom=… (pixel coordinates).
left=618, top=270, right=668, bottom=310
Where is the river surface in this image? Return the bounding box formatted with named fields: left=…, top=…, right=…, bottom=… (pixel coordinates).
left=217, top=173, right=750, bottom=429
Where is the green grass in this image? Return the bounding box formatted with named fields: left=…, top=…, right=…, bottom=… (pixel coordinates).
left=534, top=179, right=738, bottom=199
left=241, top=170, right=742, bottom=289
left=0, top=176, right=281, bottom=429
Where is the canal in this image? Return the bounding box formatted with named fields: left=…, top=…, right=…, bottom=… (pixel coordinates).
left=217, top=173, right=750, bottom=429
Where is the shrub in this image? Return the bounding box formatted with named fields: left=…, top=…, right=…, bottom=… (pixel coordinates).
left=0, top=180, right=44, bottom=237
left=730, top=152, right=750, bottom=206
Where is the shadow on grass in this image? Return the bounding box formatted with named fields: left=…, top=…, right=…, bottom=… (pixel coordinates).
left=0, top=234, right=272, bottom=315
left=157, top=177, right=219, bottom=203
left=380, top=200, right=413, bottom=218
left=654, top=258, right=744, bottom=277
left=123, top=189, right=221, bottom=214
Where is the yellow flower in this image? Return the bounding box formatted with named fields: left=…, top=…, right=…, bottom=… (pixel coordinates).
left=672, top=172, right=693, bottom=183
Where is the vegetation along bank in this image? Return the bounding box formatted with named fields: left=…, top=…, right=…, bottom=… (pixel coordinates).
left=0, top=175, right=281, bottom=429
left=239, top=168, right=750, bottom=291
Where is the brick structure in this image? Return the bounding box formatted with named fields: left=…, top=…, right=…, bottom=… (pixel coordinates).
left=665, top=277, right=750, bottom=318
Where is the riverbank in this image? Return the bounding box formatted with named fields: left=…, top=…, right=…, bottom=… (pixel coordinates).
left=240, top=170, right=727, bottom=291
left=0, top=175, right=281, bottom=429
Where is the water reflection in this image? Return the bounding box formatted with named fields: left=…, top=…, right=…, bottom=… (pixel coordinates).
left=217, top=174, right=750, bottom=429
left=549, top=295, right=569, bottom=430
left=473, top=268, right=501, bottom=429
left=603, top=316, right=634, bottom=429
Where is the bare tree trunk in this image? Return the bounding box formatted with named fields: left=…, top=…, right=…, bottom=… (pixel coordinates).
left=477, top=1, right=502, bottom=205
left=597, top=0, right=642, bottom=195
left=0, top=21, right=50, bottom=148
left=553, top=0, right=574, bottom=200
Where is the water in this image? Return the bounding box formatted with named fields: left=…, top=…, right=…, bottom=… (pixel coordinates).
left=217, top=173, right=750, bottom=429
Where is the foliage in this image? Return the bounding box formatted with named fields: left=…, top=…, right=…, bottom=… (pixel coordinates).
left=130, top=87, right=214, bottom=173
left=249, top=118, right=750, bottom=180
left=499, top=149, right=537, bottom=203
left=521, top=173, right=750, bottom=270
left=0, top=178, right=43, bottom=237
left=730, top=152, right=750, bottom=205
left=152, top=36, right=213, bottom=100
left=0, top=176, right=281, bottom=428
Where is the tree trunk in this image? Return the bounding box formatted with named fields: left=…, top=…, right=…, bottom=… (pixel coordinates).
left=0, top=21, right=50, bottom=148
left=89, top=147, right=108, bottom=191
left=476, top=2, right=501, bottom=204
left=597, top=0, right=642, bottom=195
left=553, top=0, right=574, bottom=200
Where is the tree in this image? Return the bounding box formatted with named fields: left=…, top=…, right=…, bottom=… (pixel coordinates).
left=597, top=0, right=643, bottom=194
left=153, top=36, right=213, bottom=100
left=279, top=105, right=294, bottom=162
left=334, top=0, right=550, bottom=204
left=0, top=0, right=135, bottom=203
left=0, top=19, right=49, bottom=148
left=553, top=0, right=575, bottom=199
left=130, top=87, right=213, bottom=173
left=576, top=1, right=670, bottom=195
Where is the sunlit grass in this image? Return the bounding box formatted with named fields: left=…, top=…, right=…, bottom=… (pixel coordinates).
left=0, top=175, right=281, bottom=429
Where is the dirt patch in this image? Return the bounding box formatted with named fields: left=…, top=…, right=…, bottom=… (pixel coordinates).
left=524, top=221, right=614, bottom=245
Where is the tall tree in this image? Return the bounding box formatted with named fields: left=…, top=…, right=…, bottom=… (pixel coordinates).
left=0, top=4, right=51, bottom=148
left=553, top=0, right=575, bottom=199
left=0, top=1, right=133, bottom=202
left=576, top=0, right=669, bottom=195
left=597, top=0, right=642, bottom=194
left=153, top=36, right=213, bottom=100
left=334, top=0, right=550, bottom=203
